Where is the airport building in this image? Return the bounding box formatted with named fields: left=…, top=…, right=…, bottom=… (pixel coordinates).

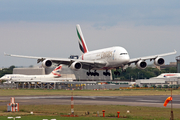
left=1, top=80, right=129, bottom=90
left=10, top=64, right=180, bottom=89
left=4, top=65, right=129, bottom=90
left=176, top=56, right=180, bottom=73
left=8, top=65, right=120, bottom=90
left=13, top=65, right=112, bottom=81
left=13, top=67, right=45, bottom=75
left=136, top=77, right=180, bottom=87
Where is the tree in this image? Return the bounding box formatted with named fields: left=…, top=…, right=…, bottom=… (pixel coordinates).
left=9, top=65, right=15, bottom=71
left=112, top=66, right=177, bottom=80
left=0, top=66, right=15, bottom=77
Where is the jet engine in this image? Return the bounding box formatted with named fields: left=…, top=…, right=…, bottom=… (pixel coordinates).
left=154, top=57, right=165, bottom=66
left=70, top=61, right=82, bottom=70
left=42, top=59, right=52, bottom=68
left=136, top=60, right=147, bottom=69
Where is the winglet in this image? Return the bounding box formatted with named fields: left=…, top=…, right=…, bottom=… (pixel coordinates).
left=4, top=52, right=10, bottom=56
left=76, top=24, right=89, bottom=54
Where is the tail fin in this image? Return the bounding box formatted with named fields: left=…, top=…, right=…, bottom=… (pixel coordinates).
left=76, top=24, right=89, bottom=54
left=49, top=65, right=62, bottom=77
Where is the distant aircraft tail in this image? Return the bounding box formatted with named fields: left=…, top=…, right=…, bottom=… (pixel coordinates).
left=76, top=24, right=89, bottom=54
left=49, top=65, right=62, bottom=77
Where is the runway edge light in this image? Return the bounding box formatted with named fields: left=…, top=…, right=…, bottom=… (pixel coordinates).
left=117, top=111, right=120, bottom=118
left=102, top=110, right=105, bottom=117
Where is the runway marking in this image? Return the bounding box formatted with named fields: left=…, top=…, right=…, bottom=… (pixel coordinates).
left=138, top=100, right=161, bottom=102
left=15, top=96, right=116, bottom=100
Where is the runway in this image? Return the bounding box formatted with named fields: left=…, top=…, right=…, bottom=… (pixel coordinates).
left=1, top=95, right=180, bottom=108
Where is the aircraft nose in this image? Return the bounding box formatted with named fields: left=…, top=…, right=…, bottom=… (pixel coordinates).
left=0, top=75, right=9, bottom=80
left=0, top=76, right=5, bottom=80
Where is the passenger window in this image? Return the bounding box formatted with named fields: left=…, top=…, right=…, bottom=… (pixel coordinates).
left=120, top=53, right=127, bottom=55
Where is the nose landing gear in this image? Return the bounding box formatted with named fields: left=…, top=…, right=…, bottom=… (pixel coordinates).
left=114, top=71, right=120, bottom=76
left=114, top=68, right=126, bottom=76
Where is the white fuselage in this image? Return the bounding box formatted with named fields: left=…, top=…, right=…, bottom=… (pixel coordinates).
left=0, top=74, right=58, bottom=81
left=155, top=73, right=180, bottom=78
left=79, top=46, right=130, bottom=69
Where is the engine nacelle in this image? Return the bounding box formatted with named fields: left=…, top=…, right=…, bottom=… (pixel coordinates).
left=136, top=60, right=147, bottom=69
left=70, top=62, right=82, bottom=70
left=42, top=59, right=52, bottom=68
left=154, top=57, right=165, bottom=66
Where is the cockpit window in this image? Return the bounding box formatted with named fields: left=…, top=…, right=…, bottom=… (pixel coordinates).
left=120, top=53, right=127, bottom=55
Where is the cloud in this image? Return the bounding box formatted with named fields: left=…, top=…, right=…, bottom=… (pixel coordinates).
left=0, top=0, right=180, bottom=27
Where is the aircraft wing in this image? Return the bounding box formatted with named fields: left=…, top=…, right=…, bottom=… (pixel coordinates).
left=4, top=53, right=42, bottom=59
left=128, top=50, right=177, bottom=64
left=4, top=53, right=107, bottom=69
left=4, top=52, right=71, bottom=64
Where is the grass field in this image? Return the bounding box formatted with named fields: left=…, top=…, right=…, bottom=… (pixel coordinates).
left=0, top=116, right=146, bottom=120
left=0, top=89, right=180, bottom=120
left=0, top=88, right=180, bottom=96
left=0, top=105, right=180, bottom=120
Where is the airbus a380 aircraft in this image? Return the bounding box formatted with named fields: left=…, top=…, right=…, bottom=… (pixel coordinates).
left=5, top=24, right=177, bottom=76
left=0, top=65, right=62, bottom=81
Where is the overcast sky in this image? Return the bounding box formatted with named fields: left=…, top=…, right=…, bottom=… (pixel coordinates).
left=0, top=0, right=180, bottom=67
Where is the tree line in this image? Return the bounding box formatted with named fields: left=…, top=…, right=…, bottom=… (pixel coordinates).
left=112, top=67, right=177, bottom=80
left=0, top=66, right=15, bottom=78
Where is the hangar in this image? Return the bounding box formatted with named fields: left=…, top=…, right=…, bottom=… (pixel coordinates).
left=7, top=65, right=127, bottom=90
left=13, top=65, right=112, bottom=81
left=136, top=78, right=180, bottom=87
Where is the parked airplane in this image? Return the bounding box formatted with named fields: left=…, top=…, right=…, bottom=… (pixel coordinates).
left=5, top=24, right=177, bottom=76
left=0, top=65, right=62, bottom=81
left=155, top=73, right=180, bottom=78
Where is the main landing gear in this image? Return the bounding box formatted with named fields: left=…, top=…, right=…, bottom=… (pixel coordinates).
left=87, top=70, right=99, bottom=76
left=87, top=70, right=110, bottom=76
left=114, top=68, right=120, bottom=76
left=103, top=70, right=110, bottom=76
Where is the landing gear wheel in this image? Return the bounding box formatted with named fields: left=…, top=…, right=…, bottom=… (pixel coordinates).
left=87, top=71, right=99, bottom=76
left=108, top=72, right=110, bottom=76
left=103, top=71, right=110, bottom=76
left=114, top=71, right=120, bottom=76
left=91, top=72, right=94, bottom=76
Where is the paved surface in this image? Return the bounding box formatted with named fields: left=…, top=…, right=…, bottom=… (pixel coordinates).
left=1, top=95, right=180, bottom=108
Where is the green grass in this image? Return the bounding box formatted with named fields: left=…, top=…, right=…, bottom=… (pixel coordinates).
left=0, top=116, right=146, bottom=120
left=0, top=105, right=180, bottom=120
left=0, top=89, right=180, bottom=119
left=0, top=89, right=180, bottom=96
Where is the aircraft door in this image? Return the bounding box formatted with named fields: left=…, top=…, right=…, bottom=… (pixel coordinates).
left=113, top=50, right=116, bottom=60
